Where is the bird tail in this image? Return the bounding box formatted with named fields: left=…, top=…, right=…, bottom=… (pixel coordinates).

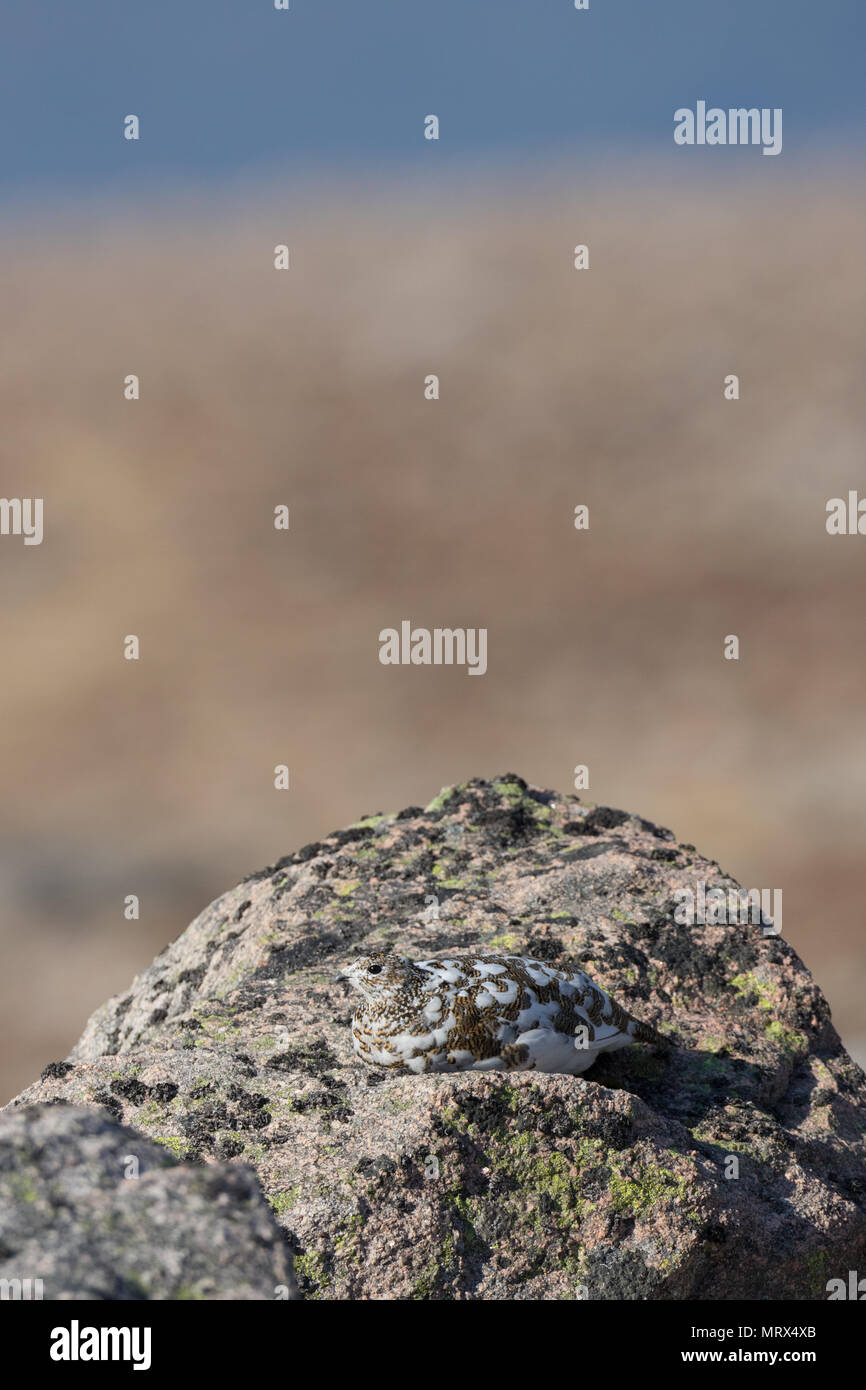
left=626, top=1013, right=671, bottom=1048
left=587, top=981, right=672, bottom=1051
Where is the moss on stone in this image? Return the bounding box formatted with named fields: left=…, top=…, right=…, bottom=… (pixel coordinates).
left=608, top=1159, right=691, bottom=1217
left=806, top=1248, right=830, bottom=1296
left=764, top=1019, right=808, bottom=1053
left=488, top=778, right=552, bottom=822
left=486, top=932, right=519, bottom=951
left=152, top=1134, right=192, bottom=1159
left=268, top=1187, right=301, bottom=1217
left=334, top=1212, right=366, bottom=1266
left=730, top=972, right=775, bottom=1008
left=293, top=1249, right=331, bottom=1296
left=425, top=783, right=468, bottom=813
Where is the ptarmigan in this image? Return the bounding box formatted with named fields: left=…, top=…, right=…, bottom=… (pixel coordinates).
left=342, top=951, right=669, bottom=1075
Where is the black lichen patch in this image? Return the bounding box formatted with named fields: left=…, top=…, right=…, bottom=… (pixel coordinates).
left=40, top=1061, right=74, bottom=1082
left=636, top=817, right=676, bottom=841
left=424, top=780, right=491, bottom=819
left=215, top=1135, right=245, bottom=1159
left=243, top=838, right=325, bottom=882
left=579, top=806, right=630, bottom=834
left=101, top=993, right=133, bottom=1056
left=290, top=1089, right=352, bottom=1123
left=521, top=935, right=566, bottom=962
left=225, top=1086, right=272, bottom=1131
left=254, top=930, right=346, bottom=979
left=177, top=965, right=206, bottom=989
left=436, top=1085, right=521, bottom=1138
left=264, top=1039, right=351, bottom=1122
left=148, top=1082, right=179, bottom=1103
left=188, top=1081, right=215, bottom=1100
left=587, top=1107, right=636, bottom=1152
left=630, top=904, right=678, bottom=943
left=266, top=1039, right=341, bottom=1077
left=328, top=825, right=377, bottom=849
left=227, top=990, right=272, bottom=1024
left=424, top=774, right=553, bottom=848
left=110, top=1078, right=148, bottom=1106
left=91, top=1091, right=123, bottom=1120
left=293, top=840, right=325, bottom=862
left=355, top=1153, right=398, bottom=1181
left=475, top=801, right=542, bottom=848
left=176, top=1084, right=273, bottom=1156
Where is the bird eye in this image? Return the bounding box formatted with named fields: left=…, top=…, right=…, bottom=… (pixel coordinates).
left=368, top=964, right=383, bottom=975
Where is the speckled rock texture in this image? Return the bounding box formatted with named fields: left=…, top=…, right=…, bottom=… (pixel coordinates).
left=6, top=775, right=866, bottom=1300
left=0, top=1104, right=296, bottom=1300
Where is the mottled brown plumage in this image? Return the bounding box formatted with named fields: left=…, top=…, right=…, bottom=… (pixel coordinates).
left=342, top=951, right=668, bottom=1075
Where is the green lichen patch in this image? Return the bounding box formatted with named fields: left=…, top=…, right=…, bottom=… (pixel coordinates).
left=332, top=879, right=360, bottom=897
left=425, top=783, right=470, bottom=814
left=730, top=972, right=776, bottom=1009
left=608, top=1159, right=692, bottom=1217
left=764, top=1019, right=808, bottom=1054
left=485, top=932, right=520, bottom=951
left=269, top=1186, right=302, bottom=1217
left=293, top=1248, right=332, bottom=1297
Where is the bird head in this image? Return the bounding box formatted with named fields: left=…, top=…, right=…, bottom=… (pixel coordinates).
left=339, top=952, right=420, bottom=1002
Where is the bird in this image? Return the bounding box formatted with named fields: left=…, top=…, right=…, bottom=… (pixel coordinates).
left=341, top=950, right=669, bottom=1076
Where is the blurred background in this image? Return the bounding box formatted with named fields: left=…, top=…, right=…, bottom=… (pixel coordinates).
left=1, top=1, right=865, bottom=1102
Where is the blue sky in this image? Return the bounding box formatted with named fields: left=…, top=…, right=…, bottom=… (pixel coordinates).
left=1, top=0, right=863, bottom=194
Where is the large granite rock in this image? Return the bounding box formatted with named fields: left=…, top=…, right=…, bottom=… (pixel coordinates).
left=6, top=776, right=865, bottom=1299
left=0, top=1104, right=295, bottom=1300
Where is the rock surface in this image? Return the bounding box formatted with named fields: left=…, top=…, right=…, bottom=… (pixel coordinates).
left=6, top=775, right=866, bottom=1299
left=0, top=1104, right=296, bottom=1299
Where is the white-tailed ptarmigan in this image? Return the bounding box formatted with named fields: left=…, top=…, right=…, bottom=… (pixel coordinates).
left=342, top=951, right=669, bottom=1075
